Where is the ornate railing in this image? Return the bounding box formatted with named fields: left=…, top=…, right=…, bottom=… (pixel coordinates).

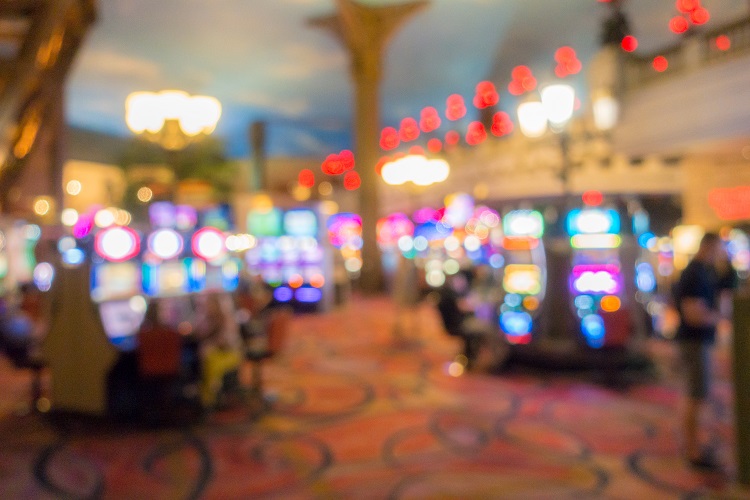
left=623, top=15, right=750, bottom=91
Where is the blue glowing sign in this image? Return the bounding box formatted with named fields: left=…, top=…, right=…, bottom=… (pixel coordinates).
left=581, top=314, right=605, bottom=348
left=566, top=208, right=620, bottom=236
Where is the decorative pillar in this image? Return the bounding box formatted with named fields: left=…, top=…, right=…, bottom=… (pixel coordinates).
left=311, top=0, right=428, bottom=293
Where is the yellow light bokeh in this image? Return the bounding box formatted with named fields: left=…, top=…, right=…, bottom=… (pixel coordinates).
left=33, top=197, right=51, bottom=216
left=137, top=186, right=153, bottom=203
left=66, top=179, right=82, bottom=196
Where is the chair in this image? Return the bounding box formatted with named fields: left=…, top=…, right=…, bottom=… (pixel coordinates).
left=246, top=307, right=291, bottom=397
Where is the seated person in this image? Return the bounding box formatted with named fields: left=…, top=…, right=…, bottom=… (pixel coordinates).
left=195, top=293, right=243, bottom=408
left=434, top=271, right=498, bottom=369
left=137, top=299, right=182, bottom=379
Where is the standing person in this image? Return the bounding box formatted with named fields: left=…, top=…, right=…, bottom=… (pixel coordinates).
left=391, top=253, right=423, bottom=343
left=674, top=232, right=727, bottom=469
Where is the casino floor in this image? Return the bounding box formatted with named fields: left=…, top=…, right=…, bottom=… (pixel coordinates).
left=0, top=294, right=744, bottom=499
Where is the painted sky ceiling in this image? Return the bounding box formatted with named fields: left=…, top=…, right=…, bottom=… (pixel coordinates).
left=66, top=0, right=747, bottom=158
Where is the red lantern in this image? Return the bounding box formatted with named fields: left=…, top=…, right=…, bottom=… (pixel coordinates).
left=380, top=127, right=400, bottom=150
left=343, top=171, right=361, bottom=191
left=473, top=81, right=499, bottom=109
left=446, top=94, right=466, bottom=121
left=419, top=107, right=441, bottom=133
left=466, top=121, right=487, bottom=146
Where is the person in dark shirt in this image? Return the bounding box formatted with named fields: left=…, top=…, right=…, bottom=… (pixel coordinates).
left=674, top=232, right=727, bottom=469
left=435, top=270, right=496, bottom=369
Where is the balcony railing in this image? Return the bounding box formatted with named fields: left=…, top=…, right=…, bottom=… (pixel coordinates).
left=623, top=15, right=750, bottom=91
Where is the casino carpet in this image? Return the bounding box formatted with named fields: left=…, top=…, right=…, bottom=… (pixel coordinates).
left=0, top=295, right=747, bottom=499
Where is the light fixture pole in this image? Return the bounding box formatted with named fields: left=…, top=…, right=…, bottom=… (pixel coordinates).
left=517, top=83, right=576, bottom=194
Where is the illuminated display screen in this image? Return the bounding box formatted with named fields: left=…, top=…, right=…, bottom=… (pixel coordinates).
left=99, top=299, right=146, bottom=350
left=284, top=209, right=318, bottom=237
left=248, top=208, right=283, bottom=237
left=295, top=286, right=322, bottom=303
left=503, top=237, right=539, bottom=251
left=500, top=311, right=533, bottom=340
left=503, top=264, right=541, bottom=295
left=635, top=262, right=656, bottom=293
left=91, top=262, right=141, bottom=302
left=201, top=204, right=233, bottom=231
left=203, top=260, right=240, bottom=292
left=570, top=234, right=622, bottom=249
left=570, top=264, right=622, bottom=295
left=566, top=208, right=620, bottom=236
left=503, top=210, right=544, bottom=238
left=274, top=286, right=293, bottom=302
left=581, top=314, right=606, bottom=348
left=142, top=261, right=188, bottom=297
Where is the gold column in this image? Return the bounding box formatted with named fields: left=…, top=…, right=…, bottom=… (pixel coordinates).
left=311, top=0, right=428, bottom=293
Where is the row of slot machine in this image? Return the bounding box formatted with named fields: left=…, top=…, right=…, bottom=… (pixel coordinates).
left=377, top=192, right=668, bottom=351
left=0, top=220, right=43, bottom=297
left=47, top=202, right=330, bottom=351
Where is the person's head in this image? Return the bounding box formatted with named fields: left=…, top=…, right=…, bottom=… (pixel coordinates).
left=695, top=232, right=724, bottom=265
left=144, top=300, right=161, bottom=325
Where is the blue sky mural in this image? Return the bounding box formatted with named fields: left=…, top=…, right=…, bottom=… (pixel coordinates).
left=66, top=0, right=748, bottom=158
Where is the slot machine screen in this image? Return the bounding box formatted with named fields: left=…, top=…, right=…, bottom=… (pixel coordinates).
left=142, top=261, right=189, bottom=297
left=284, top=209, right=318, bottom=237
left=248, top=209, right=283, bottom=237
left=99, top=299, right=146, bottom=350
left=91, top=261, right=141, bottom=303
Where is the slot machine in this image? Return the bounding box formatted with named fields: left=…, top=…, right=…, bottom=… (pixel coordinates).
left=498, top=209, right=546, bottom=345
left=90, top=225, right=146, bottom=351
left=566, top=205, right=628, bottom=348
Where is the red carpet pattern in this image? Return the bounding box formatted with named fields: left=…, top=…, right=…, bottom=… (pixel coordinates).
left=0, top=296, right=746, bottom=499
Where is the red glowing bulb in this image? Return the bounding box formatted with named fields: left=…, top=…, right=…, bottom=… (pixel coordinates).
left=511, top=65, right=532, bottom=80
left=298, top=169, right=315, bottom=188
left=491, top=112, right=513, bottom=137
left=419, top=106, right=441, bottom=133
left=652, top=55, right=669, bottom=72
left=445, top=130, right=460, bottom=146
left=621, top=35, right=638, bottom=52
left=508, top=80, right=524, bottom=96
left=715, top=35, right=731, bottom=51
left=343, top=171, right=361, bottom=191
left=321, top=150, right=354, bottom=175
left=446, top=94, right=467, bottom=121
left=399, top=117, right=420, bottom=142
left=555, top=46, right=577, bottom=63
left=466, top=121, right=487, bottom=146
left=409, top=145, right=425, bottom=155
left=473, top=81, right=499, bottom=109
left=427, top=138, right=443, bottom=153
left=582, top=190, right=604, bottom=207
left=670, top=16, right=689, bottom=33
left=690, top=6, right=710, bottom=25
left=380, top=127, right=399, bottom=150
left=676, top=0, right=699, bottom=13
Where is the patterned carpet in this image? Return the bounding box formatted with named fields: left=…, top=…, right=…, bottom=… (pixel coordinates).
left=0, top=296, right=747, bottom=499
